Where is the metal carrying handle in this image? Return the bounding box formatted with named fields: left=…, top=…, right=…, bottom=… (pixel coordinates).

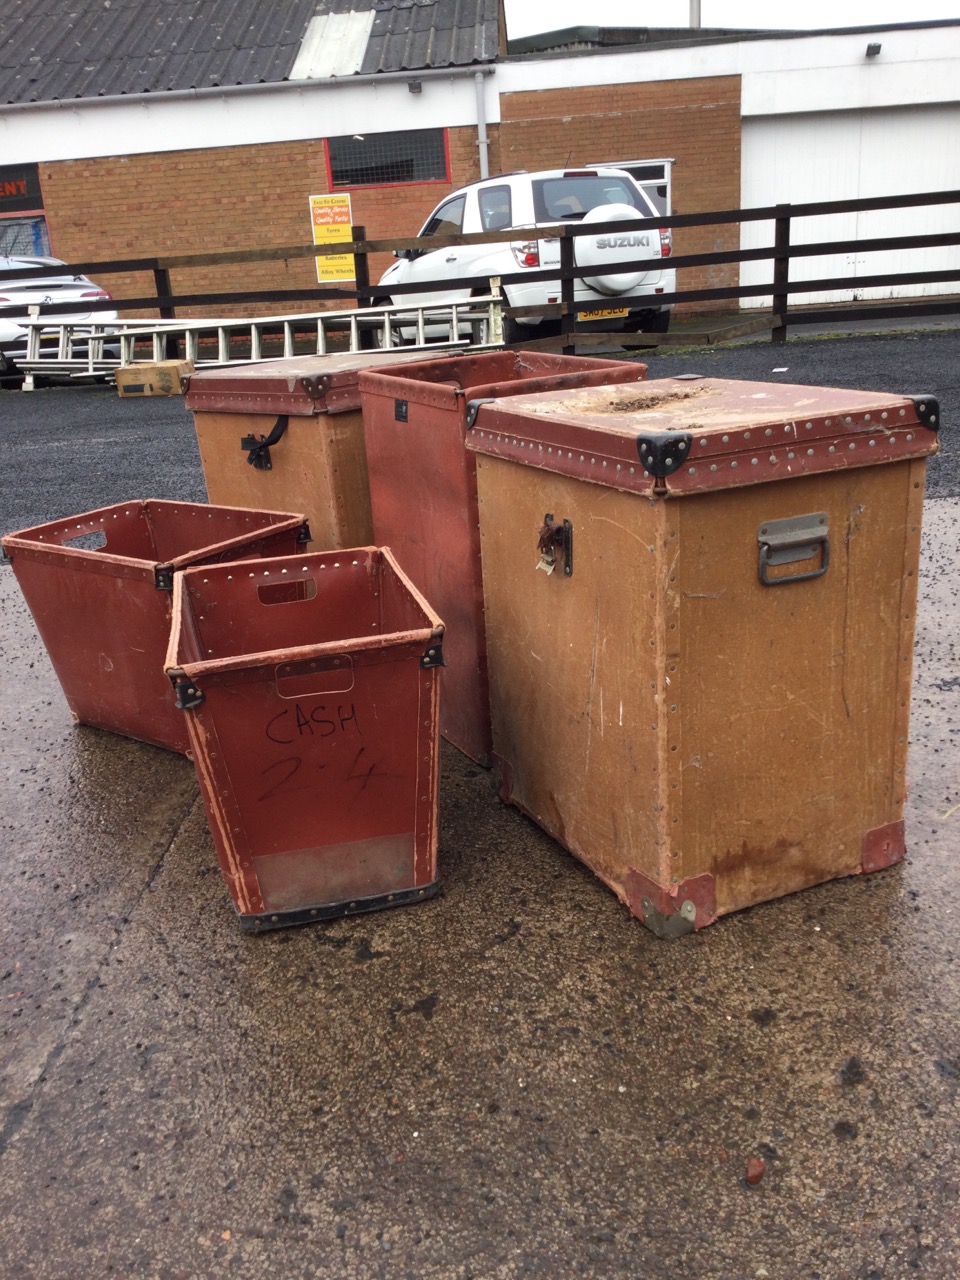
left=758, top=512, right=830, bottom=586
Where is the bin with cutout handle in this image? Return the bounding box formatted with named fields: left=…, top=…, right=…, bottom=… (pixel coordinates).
left=164, top=546, right=445, bottom=931
left=1, top=499, right=309, bottom=753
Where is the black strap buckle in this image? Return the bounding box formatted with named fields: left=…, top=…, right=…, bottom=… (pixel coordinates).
left=241, top=414, right=289, bottom=470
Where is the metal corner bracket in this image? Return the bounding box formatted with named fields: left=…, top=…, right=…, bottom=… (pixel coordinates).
left=420, top=640, right=446, bottom=668
left=635, top=431, right=693, bottom=479
left=172, top=678, right=205, bottom=710
left=465, top=398, right=497, bottom=430
left=907, top=396, right=940, bottom=432
left=640, top=896, right=697, bottom=939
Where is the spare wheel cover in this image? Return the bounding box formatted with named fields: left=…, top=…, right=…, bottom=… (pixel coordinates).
left=574, top=203, right=657, bottom=297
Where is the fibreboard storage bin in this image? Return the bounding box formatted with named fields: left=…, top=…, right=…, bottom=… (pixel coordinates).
left=183, top=350, right=446, bottom=551
left=164, top=547, right=445, bottom=931
left=464, top=377, right=940, bottom=936
left=359, top=350, right=648, bottom=765
left=1, top=500, right=310, bottom=755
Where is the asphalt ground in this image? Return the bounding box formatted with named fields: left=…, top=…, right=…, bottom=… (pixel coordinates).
left=1, top=329, right=959, bottom=1279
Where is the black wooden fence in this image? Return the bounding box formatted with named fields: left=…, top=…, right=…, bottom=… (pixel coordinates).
left=3, top=188, right=959, bottom=347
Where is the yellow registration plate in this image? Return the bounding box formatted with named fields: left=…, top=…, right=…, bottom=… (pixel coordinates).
left=577, top=308, right=628, bottom=321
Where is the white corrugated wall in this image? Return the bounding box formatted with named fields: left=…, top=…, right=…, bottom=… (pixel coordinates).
left=740, top=103, right=960, bottom=306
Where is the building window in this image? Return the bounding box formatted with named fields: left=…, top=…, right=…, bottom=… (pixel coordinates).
left=0, top=162, right=49, bottom=254
left=0, top=216, right=50, bottom=255
left=327, top=130, right=448, bottom=187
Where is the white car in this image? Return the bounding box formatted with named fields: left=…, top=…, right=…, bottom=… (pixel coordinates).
left=0, top=255, right=120, bottom=375
left=377, top=168, right=674, bottom=342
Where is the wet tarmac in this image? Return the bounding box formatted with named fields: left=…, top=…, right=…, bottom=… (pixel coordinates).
left=1, top=331, right=960, bottom=1278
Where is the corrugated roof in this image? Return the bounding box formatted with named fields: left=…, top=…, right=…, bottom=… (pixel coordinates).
left=504, top=24, right=779, bottom=56
left=0, top=0, right=499, bottom=105
left=361, top=0, right=499, bottom=74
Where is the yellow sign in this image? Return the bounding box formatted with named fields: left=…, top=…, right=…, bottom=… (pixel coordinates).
left=309, top=193, right=355, bottom=283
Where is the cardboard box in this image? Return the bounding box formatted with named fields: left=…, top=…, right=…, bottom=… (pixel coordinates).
left=116, top=360, right=194, bottom=397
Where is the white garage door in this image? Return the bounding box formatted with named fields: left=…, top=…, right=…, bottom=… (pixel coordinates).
left=741, top=105, right=960, bottom=306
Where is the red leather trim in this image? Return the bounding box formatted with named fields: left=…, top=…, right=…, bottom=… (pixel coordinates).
left=862, top=820, right=906, bottom=874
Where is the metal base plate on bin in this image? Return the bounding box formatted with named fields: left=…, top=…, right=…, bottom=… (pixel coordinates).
left=239, top=880, right=439, bottom=932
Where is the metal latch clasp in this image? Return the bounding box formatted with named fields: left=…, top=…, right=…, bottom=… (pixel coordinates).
left=537, top=513, right=573, bottom=577
left=758, top=512, right=829, bottom=586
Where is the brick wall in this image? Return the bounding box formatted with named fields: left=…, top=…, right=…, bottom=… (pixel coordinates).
left=38, top=127, right=483, bottom=319
left=497, top=75, right=743, bottom=309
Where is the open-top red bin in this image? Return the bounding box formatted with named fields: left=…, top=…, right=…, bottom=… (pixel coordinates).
left=2, top=500, right=310, bottom=754
left=165, top=546, right=445, bottom=930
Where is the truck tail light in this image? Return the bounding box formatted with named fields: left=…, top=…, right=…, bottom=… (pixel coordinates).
left=659, top=228, right=672, bottom=258
left=511, top=240, right=540, bottom=268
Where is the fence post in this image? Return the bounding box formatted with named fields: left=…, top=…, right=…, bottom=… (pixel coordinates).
left=560, top=229, right=575, bottom=355
left=152, top=266, right=179, bottom=360
left=772, top=204, right=790, bottom=344
left=352, top=224, right=375, bottom=349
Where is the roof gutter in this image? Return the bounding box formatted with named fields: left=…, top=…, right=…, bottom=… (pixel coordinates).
left=0, top=63, right=496, bottom=114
